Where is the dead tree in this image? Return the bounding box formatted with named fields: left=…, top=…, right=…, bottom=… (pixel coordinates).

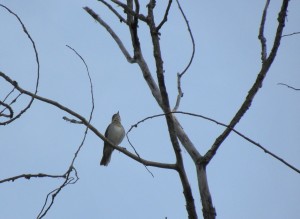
left=0, top=1, right=298, bottom=219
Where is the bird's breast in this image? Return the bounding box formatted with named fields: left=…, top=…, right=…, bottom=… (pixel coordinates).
left=107, top=124, right=125, bottom=145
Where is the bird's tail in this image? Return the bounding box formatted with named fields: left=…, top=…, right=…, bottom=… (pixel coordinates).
left=100, top=156, right=110, bottom=166
left=100, top=148, right=113, bottom=166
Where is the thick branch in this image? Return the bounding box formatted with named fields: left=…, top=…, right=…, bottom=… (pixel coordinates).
left=147, top=1, right=198, bottom=218
left=197, top=166, right=216, bottom=219
left=85, top=2, right=200, bottom=164
left=204, top=0, right=290, bottom=164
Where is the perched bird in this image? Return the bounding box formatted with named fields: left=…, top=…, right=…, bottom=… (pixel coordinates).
left=100, top=112, right=125, bottom=166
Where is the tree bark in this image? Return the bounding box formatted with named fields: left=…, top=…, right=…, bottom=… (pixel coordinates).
left=197, top=164, right=216, bottom=219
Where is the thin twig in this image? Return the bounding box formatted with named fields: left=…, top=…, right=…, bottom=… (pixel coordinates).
left=156, top=0, right=173, bottom=31
left=2, top=87, right=15, bottom=102
left=110, top=0, right=148, bottom=22
left=173, top=73, right=183, bottom=111
left=278, top=83, right=300, bottom=91
left=258, top=0, right=270, bottom=63
left=0, top=100, right=13, bottom=118
left=0, top=87, right=17, bottom=118
left=37, top=167, right=78, bottom=218
left=84, top=6, right=136, bottom=63
left=0, top=173, right=66, bottom=184
left=62, top=116, right=83, bottom=124
left=0, top=92, right=22, bottom=118
left=37, top=46, right=95, bottom=218
left=282, top=31, right=300, bottom=37
left=125, top=132, right=154, bottom=177
left=176, top=0, right=195, bottom=78
left=98, top=0, right=128, bottom=24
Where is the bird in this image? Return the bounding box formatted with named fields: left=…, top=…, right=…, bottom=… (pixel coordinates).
left=100, top=112, right=125, bottom=166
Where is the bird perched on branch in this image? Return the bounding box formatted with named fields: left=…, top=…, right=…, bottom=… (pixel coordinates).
left=100, top=112, right=125, bottom=166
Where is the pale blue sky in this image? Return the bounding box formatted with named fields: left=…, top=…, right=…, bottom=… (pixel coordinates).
left=1, top=1, right=300, bottom=218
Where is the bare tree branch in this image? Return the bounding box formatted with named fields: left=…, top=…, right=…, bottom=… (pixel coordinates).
left=0, top=100, right=13, bottom=118
left=98, top=0, right=128, bottom=24
left=278, top=82, right=300, bottom=90
left=147, top=1, right=198, bottom=218
left=125, top=132, right=155, bottom=177
left=204, top=0, right=290, bottom=164
left=0, top=92, right=22, bottom=119
left=83, top=6, right=136, bottom=63
left=267, top=1, right=289, bottom=63
left=177, top=111, right=300, bottom=174
left=0, top=4, right=40, bottom=125
left=176, top=0, right=195, bottom=78
left=173, top=0, right=196, bottom=111
left=110, top=0, right=148, bottom=22
left=37, top=167, right=78, bottom=219
left=0, top=71, right=175, bottom=170
left=128, top=111, right=300, bottom=174
left=282, top=31, right=300, bottom=37
left=258, top=0, right=270, bottom=62
left=82, top=1, right=293, bottom=219
left=0, top=173, right=66, bottom=184
left=173, top=73, right=184, bottom=111
left=37, top=46, right=96, bottom=218
left=156, top=0, right=173, bottom=31
left=62, top=116, right=83, bottom=124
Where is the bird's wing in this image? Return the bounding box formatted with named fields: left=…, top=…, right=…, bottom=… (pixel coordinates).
left=104, top=123, right=112, bottom=138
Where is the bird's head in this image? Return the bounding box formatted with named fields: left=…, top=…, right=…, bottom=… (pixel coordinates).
left=112, top=111, right=121, bottom=122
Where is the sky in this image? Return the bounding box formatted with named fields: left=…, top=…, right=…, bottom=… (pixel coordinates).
left=0, top=1, right=300, bottom=219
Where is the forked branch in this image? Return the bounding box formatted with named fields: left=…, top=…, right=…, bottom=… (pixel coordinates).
left=204, top=0, right=290, bottom=164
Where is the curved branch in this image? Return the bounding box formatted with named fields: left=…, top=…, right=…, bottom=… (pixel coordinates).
left=0, top=100, right=13, bottom=118
left=129, top=111, right=300, bottom=174
left=37, top=46, right=95, bottom=218
left=0, top=4, right=40, bottom=125
left=176, top=0, right=195, bottom=78
left=173, top=0, right=196, bottom=111
left=37, top=167, right=78, bottom=219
